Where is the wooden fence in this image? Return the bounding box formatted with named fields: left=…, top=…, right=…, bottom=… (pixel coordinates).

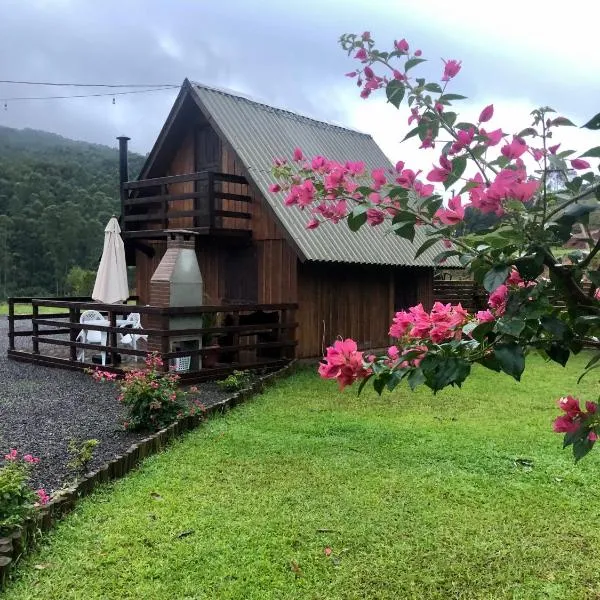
left=432, top=280, right=487, bottom=312
left=7, top=297, right=297, bottom=382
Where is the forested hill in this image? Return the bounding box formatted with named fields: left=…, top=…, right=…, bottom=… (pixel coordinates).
left=0, top=126, right=145, bottom=297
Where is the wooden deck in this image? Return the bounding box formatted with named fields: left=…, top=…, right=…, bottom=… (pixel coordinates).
left=7, top=297, right=297, bottom=382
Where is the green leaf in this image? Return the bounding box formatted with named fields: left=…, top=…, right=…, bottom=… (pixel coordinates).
left=407, top=368, right=425, bottom=390
left=589, top=271, right=600, bottom=287
left=441, top=112, right=458, bottom=127
left=439, top=93, right=467, bottom=102
left=443, top=156, right=467, bottom=190
left=551, top=117, right=576, bottom=127
left=401, top=126, right=420, bottom=143
left=517, top=127, right=537, bottom=137
left=420, top=355, right=471, bottom=393
left=513, top=254, right=545, bottom=281
left=414, top=236, right=442, bottom=259
left=483, top=265, right=510, bottom=292
left=581, top=146, right=600, bottom=159
left=494, top=344, right=525, bottom=381
left=392, top=211, right=417, bottom=225
left=372, top=374, right=389, bottom=395
left=540, top=315, right=571, bottom=341
left=497, top=317, right=526, bottom=337
left=546, top=343, right=570, bottom=367
left=386, top=80, right=405, bottom=109
left=573, top=434, right=595, bottom=462
left=404, top=57, right=427, bottom=71
left=347, top=209, right=367, bottom=232
left=356, top=374, right=372, bottom=396
left=470, top=320, right=495, bottom=342
left=424, top=82, right=443, bottom=93
left=582, top=112, right=600, bottom=130
left=432, top=249, right=461, bottom=264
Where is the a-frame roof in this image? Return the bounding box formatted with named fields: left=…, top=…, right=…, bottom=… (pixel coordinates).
left=139, top=79, right=456, bottom=268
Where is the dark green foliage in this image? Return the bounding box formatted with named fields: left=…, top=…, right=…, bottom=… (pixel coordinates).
left=0, top=127, right=145, bottom=298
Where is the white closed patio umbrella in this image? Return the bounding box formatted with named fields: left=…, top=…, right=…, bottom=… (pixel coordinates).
left=92, top=216, right=129, bottom=304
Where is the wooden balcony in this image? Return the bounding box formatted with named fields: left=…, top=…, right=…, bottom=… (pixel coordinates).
left=121, top=171, right=252, bottom=240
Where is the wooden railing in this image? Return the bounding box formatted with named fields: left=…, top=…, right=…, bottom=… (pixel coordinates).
left=7, top=298, right=297, bottom=382
left=121, top=171, right=252, bottom=238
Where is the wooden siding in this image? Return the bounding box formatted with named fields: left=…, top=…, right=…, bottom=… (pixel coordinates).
left=166, top=131, right=195, bottom=229
left=135, top=240, right=167, bottom=305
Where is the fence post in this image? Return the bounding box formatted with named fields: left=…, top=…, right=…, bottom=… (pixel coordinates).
left=69, top=307, right=78, bottom=362
left=109, top=311, right=118, bottom=367
left=32, top=302, right=39, bottom=355
left=8, top=298, right=14, bottom=351
left=160, top=313, right=170, bottom=373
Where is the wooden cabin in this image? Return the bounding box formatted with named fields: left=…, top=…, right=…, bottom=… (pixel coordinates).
left=121, top=80, right=448, bottom=358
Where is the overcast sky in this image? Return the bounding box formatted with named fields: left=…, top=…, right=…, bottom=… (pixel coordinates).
left=1, top=0, right=598, bottom=170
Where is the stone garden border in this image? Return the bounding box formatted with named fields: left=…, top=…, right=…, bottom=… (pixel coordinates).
left=0, top=361, right=296, bottom=590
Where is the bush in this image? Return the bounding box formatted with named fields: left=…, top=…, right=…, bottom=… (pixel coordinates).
left=0, top=450, right=49, bottom=535
left=67, top=438, right=99, bottom=474
left=65, top=266, right=96, bottom=296
left=217, top=370, right=254, bottom=392
left=90, top=353, right=205, bottom=431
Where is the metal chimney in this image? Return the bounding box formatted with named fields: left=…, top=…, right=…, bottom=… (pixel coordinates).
left=117, top=136, right=130, bottom=185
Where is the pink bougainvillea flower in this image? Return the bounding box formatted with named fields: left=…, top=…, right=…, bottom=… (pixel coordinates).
left=23, top=454, right=39, bottom=464
left=548, top=143, right=561, bottom=155
left=354, top=47, right=368, bottom=61
left=571, top=158, right=590, bottom=170
left=408, top=107, right=421, bottom=126
left=553, top=414, right=579, bottom=434
left=419, top=132, right=435, bottom=149
left=531, top=148, right=544, bottom=161
left=371, top=168, right=387, bottom=190
left=589, top=431, right=598, bottom=442
left=268, top=183, right=281, bottom=193
left=293, top=147, right=303, bottom=162
left=413, top=180, right=434, bottom=198
left=558, top=395, right=582, bottom=418
left=318, top=338, right=370, bottom=390
left=441, top=59, right=462, bottom=81
left=394, top=38, right=409, bottom=53
left=366, top=208, right=385, bottom=226
left=478, top=104, right=494, bottom=123
left=427, top=155, right=453, bottom=183
left=393, top=70, right=405, bottom=81
left=586, top=401, right=598, bottom=413
left=394, top=160, right=405, bottom=173
left=362, top=31, right=371, bottom=41
left=476, top=309, right=495, bottom=323
left=501, top=137, right=528, bottom=160
left=480, top=128, right=504, bottom=146
left=306, top=218, right=319, bottom=230
left=396, top=169, right=420, bottom=188
left=435, top=195, right=465, bottom=225
left=414, top=49, right=422, bottom=56
left=363, top=66, right=375, bottom=80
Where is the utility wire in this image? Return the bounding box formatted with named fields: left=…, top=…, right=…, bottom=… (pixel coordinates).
left=0, top=86, right=179, bottom=102
left=0, top=80, right=179, bottom=88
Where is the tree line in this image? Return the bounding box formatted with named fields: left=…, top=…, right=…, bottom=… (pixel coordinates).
left=0, top=126, right=145, bottom=298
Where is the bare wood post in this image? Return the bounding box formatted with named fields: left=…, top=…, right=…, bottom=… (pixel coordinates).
left=160, top=313, right=170, bottom=373
left=109, top=311, right=117, bottom=366
left=32, top=302, right=39, bottom=355
left=7, top=298, right=14, bottom=351
left=69, top=307, right=78, bottom=362
left=232, top=310, right=240, bottom=365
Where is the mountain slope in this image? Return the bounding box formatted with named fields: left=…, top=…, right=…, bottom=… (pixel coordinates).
left=0, top=127, right=145, bottom=297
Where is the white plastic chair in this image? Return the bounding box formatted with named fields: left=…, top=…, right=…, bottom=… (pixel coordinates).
left=77, top=310, right=107, bottom=365
left=118, top=313, right=147, bottom=362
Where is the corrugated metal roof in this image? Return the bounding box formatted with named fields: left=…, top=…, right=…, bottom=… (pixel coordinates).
left=190, top=82, right=458, bottom=268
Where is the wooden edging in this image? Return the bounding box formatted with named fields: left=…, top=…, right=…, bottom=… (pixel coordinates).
left=0, top=361, right=296, bottom=590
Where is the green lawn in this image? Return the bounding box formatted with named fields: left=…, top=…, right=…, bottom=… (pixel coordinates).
left=5, top=354, right=600, bottom=599
left=0, top=303, right=68, bottom=316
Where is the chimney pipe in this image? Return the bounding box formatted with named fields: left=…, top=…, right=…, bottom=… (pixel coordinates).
left=117, top=135, right=130, bottom=185
left=117, top=135, right=130, bottom=222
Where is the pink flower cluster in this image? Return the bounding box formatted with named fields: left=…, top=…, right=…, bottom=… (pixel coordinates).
left=553, top=396, right=598, bottom=440
left=4, top=449, right=39, bottom=464
left=318, top=338, right=371, bottom=390
left=385, top=344, right=426, bottom=368
left=36, top=488, right=50, bottom=506
left=476, top=269, right=534, bottom=322
left=91, top=369, right=118, bottom=382
left=389, top=302, right=469, bottom=344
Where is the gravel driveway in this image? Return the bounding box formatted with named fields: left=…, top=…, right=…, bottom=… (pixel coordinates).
left=0, top=319, right=229, bottom=493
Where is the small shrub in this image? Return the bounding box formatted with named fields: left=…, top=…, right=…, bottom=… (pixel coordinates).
left=0, top=450, right=49, bottom=535
left=217, top=370, right=254, bottom=392
left=90, top=353, right=205, bottom=431
left=67, top=439, right=99, bottom=474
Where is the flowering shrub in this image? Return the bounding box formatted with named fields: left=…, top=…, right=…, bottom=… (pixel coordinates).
left=0, top=450, right=49, bottom=535
left=272, top=32, right=600, bottom=460
left=90, top=353, right=204, bottom=431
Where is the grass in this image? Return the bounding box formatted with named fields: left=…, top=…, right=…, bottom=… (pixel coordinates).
left=0, top=303, right=68, bottom=316
left=5, top=353, right=600, bottom=599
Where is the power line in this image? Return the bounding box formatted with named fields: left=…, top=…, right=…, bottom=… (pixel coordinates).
left=0, top=86, right=179, bottom=102
left=0, top=80, right=179, bottom=88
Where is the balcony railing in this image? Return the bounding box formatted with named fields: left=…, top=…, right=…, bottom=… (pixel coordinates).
left=121, top=171, right=252, bottom=238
